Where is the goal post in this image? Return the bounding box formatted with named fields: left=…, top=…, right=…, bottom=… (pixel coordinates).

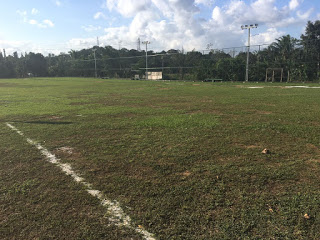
left=265, top=68, right=284, bottom=82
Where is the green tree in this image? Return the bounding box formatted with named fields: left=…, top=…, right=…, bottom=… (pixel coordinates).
left=301, top=20, right=320, bottom=81
left=266, top=35, right=299, bottom=81
left=26, top=52, right=48, bottom=76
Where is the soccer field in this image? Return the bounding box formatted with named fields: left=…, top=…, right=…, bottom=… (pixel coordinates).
left=1, top=78, right=320, bottom=239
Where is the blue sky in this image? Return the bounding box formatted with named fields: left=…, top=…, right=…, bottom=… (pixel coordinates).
left=0, top=0, right=319, bottom=55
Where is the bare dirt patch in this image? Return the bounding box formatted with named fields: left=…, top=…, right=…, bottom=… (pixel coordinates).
left=57, top=146, right=74, bottom=154
left=178, top=170, right=192, bottom=179
left=53, top=146, right=82, bottom=162
left=306, top=143, right=320, bottom=154
left=257, top=111, right=273, bottom=115
left=304, top=144, right=320, bottom=167
left=235, top=143, right=261, bottom=149
left=127, top=165, right=156, bottom=180
left=306, top=159, right=320, bottom=164
left=186, top=110, right=203, bottom=115
left=182, top=170, right=191, bottom=177
left=48, top=115, right=63, bottom=120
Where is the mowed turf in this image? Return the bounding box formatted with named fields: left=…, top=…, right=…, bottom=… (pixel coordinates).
left=1, top=77, right=320, bottom=239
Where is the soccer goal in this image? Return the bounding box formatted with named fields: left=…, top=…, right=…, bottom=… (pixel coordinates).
left=265, top=68, right=284, bottom=82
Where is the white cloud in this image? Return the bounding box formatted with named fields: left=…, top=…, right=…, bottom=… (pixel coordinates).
left=55, top=0, right=61, bottom=6
left=271, top=17, right=297, bottom=28
left=100, top=0, right=301, bottom=51
left=94, top=12, right=107, bottom=20
left=82, top=25, right=102, bottom=32
left=297, top=8, right=314, bottom=20
left=31, top=8, right=39, bottom=15
left=26, top=19, right=54, bottom=28
left=43, top=19, right=54, bottom=27
left=225, top=1, right=246, bottom=19
left=16, top=10, right=27, bottom=17
left=106, top=0, right=150, bottom=17
left=29, top=19, right=38, bottom=25
left=212, top=6, right=224, bottom=25
left=0, top=39, right=68, bottom=56
left=289, top=0, right=300, bottom=10
left=16, top=10, right=28, bottom=23
left=67, top=37, right=99, bottom=50
left=195, top=0, right=214, bottom=6
left=10, top=0, right=315, bottom=54
left=17, top=9, right=54, bottom=29
left=251, top=28, right=285, bottom=45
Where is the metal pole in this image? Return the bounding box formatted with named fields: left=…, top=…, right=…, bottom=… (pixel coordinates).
left=142, top=41, right=150, bottom=80
left=146, top=43, right=148, bottom=80
left=241, top=24, right=258, bottom=82
left=161, top=56, right=164, bottom=72
left=245, top=28, right=250, bottom=82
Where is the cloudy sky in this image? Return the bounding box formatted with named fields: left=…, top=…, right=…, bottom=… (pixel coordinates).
left=0, top=0, right=319, bottom=55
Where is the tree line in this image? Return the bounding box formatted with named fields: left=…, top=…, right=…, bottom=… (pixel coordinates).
left=0, top=20, right=319, bottom=82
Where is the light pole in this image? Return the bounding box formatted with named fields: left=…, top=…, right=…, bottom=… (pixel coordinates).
left=241, top=24, right=258, bottom=82
left=93, top=49, right=97, bottom=78
left=142, top=41, right=150, bottom=80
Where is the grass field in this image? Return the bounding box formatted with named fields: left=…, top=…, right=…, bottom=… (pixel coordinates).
left=1, top=77, right=320, bottom=239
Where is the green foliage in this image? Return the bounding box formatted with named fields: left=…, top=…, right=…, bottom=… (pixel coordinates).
left=0, top=20, right=319, bottom=81
left=301, top=20, right=320, bottom=81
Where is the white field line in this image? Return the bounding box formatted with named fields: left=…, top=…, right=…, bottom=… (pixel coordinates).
left=284, top=86, right=320, bottom=89
left=6, top=123, right=155, bottom=240
left=246, top=86, right=320, bottom=89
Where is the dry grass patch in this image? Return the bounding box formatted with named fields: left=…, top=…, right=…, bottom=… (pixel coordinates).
left=256, top=111, right=273, bottom=115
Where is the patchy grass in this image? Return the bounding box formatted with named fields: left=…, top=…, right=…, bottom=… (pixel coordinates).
left=1, top=78, right=320, bottom=239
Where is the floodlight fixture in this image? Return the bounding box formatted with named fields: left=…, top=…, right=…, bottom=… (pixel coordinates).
left=241, top=23, right=258, bottom=81
left=142, top=41, right=151, bottom=80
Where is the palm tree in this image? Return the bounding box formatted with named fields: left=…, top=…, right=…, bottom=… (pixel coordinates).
left=267, top=35, right=300, bottom=81
left=269, top=35, right=298, bottom=62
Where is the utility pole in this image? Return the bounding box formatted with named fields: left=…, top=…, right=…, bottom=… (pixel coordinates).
left=97, top=37, right=99, bottom=47
left=142, top=41, right=150, bottom=80
left=118, top=40, right=122, bottom=51
left=241, top=24, right=258, bottom=82
left=137, top=38, right=141, bottom=51
left=93, top=49, right=97, bottom=78
left=118, top=40, right=122, bottom=72
left=161, top=56, right=164, bottom=72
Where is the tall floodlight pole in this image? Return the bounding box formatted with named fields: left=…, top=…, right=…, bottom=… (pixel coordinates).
left=241, top=24, right=258, bottom=82
left=142, top=41, right=150, bottom=80
left=93, top=49, right=97, bottom=78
